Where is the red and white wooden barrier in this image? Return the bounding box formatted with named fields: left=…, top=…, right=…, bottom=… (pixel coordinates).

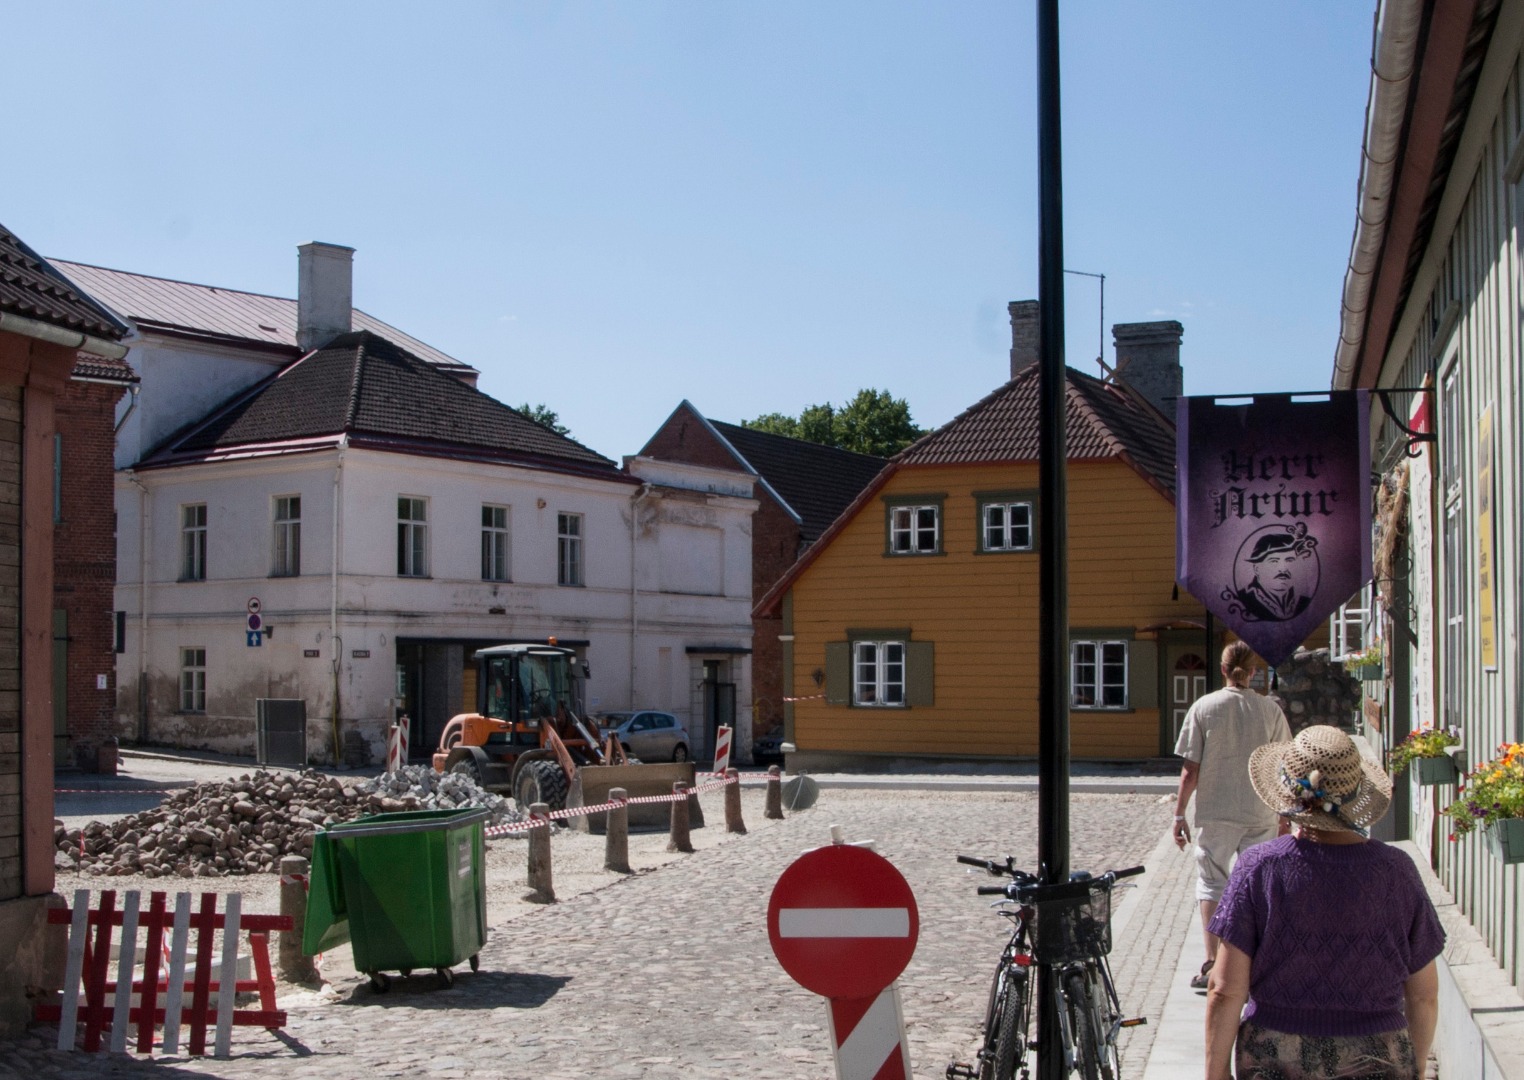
left=386, top=719, right=410, bottom=773
left=35, top=889, right=289, bottom=1057
left=827, top=984, right=913, bottom=1080
left=712, top=724, right=732, bottom=773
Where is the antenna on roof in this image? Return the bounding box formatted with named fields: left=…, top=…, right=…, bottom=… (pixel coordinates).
left=1063, top=268, right=1105, bottom=377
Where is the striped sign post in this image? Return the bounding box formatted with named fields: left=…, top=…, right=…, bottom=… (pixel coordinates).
left=386, top=719, right=409, bottom=774
left=712, top=725, right=732, bottom=773
left=767, top=841, right=919, bottom=1080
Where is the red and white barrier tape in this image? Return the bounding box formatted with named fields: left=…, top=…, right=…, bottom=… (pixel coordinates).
left=482, top=773, right=737, bottom=838
left=280, top=873, right=309, bottom=887
left=782, top=693, right=825, bottom=702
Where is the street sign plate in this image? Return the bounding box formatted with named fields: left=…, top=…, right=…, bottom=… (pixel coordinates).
left=247, top=597, right=262, bottom=615
left=246, top=631, right=262, bottom=647
left=767, top=843, right=918, bottom=999
left=247, top=613, right=262, bottom=632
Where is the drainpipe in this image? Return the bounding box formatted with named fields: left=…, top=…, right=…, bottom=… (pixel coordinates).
left=628, top=483, right=652, bottom=707
left=112, top=384, right=140, bottom=436
left=330, top=437, right=347, bottom=765
left=128, top=472, right=151, bottom=742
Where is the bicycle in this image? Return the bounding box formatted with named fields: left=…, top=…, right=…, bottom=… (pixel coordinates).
left=946, top=856, right=1146, bottom=1080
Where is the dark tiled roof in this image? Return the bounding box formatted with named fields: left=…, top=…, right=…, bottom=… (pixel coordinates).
left=144, top=330, right=619, bottom=475
left=0, top=225, right=128, bottom=340
left=50, top=259, right=473, bottom=374
left=709, top=420, right=888, bottom=541
left=73, top=354, right=138, bottom=383
left=896, top=365, right=1176, bottom=495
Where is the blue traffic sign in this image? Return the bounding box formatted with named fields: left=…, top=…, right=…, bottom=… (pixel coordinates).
left=246, top=630, right=263, bottom=647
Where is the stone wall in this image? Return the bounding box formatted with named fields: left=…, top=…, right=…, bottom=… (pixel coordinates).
left=1270, top=647, right=1362, bottom=733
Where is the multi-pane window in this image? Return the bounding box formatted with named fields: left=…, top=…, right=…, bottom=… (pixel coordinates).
left=982, top=501, right=1034, bottom=552
left=1440, top=364, right=1465, bottom=727
left=397, top=497, right=428, bottom=577
left=482, top=504, right=510, bottom=581
left=273, top=495, right=301, bottom=577
left=181, top=504, right=207, bottom=581
left=1330, top=584, right=1378, bottom=660
left=888, top=504, right=939, bottom=554
left=557, top=512, right=583, bottom=586
left=1071, top=640, right=1128, bottom=709
left=853, top=641, right=906, bottom=706
left=180, top=647, right=206, bottom=712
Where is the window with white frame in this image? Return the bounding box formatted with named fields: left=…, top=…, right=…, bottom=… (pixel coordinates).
left=1440, top=363, right=1466, bottom=727
left=273, top=495, right=301, bottom=577
left=1330, top=582, right=1384, bottom=662
left=181, top=504, right=207, bottom=581
left=853, top=640, right=906, bottom=706
left=180, top=647, right=206, bottom=712
left=981, top=499, right=1034, bottom=552
left=557, top=512, right=583, bottom=586
left=482, top=504, right=510, bottom=581
left=397, top=496, right=428, bottom=577
left=1070, top=640, right=1128, bottom=709
left=888, top=504, right=940, bottom=555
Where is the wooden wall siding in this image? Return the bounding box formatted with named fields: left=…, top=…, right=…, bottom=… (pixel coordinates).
left=1378, top=41, right=1523, bottom=991
left=789, top=460, right=1201, bottom=760
left=0, top=386, right=19, bottom=900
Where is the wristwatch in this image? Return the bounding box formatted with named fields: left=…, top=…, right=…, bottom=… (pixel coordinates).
left=1173, top=815, right=1186, bottom=822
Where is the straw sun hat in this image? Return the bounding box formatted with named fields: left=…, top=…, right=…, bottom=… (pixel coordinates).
left=1248, top=725, right=1393, bottom=832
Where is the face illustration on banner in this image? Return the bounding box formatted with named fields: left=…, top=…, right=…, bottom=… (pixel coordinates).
left=1226, top=523, right=1320, bottom=623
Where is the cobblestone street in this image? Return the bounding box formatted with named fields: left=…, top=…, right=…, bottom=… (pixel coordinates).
left=1, top=785, right=1175, bottom=1079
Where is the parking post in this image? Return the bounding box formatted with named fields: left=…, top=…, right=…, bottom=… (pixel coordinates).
left=724, top=768, right=746, bottom=834
left=605, top=787, right=631, bottom=873
left=765, top=765, right=784, bottom=819
left=527, top=802, right=555, bottom=902
left=668, top=781, right=694, bottom=853
left=278, top=855, right=316, bottom=981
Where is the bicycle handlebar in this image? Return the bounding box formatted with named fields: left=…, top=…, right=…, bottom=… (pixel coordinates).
left=959, top=856, right=1146, bottom=899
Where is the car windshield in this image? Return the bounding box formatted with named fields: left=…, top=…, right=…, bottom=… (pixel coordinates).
left=602, top=713, right=632, bottom=726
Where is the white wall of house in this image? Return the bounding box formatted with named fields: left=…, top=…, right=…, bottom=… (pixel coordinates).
left=115, top=447, right=756, bottom=764
left=115, top=335, right=288, bottom=468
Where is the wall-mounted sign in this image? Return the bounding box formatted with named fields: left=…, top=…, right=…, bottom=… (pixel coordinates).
left=247, top=613, right=262, bottom=632
left=246, top=631, right=262, bottom=647
left=304, top=649, right=321, bottom=658
left=1176, top=392, right=1372, bottom=668
left=247, top=596, right=262, bottom=615
left=351, top=649, right=371, bottom=659
left=1477, top=404, right=1497, bottom=670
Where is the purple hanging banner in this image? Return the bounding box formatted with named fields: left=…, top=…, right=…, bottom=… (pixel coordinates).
left=1176, top=392, right=1371, bottom=668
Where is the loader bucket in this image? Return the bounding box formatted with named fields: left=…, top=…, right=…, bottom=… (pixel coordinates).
left=567, top=762, right=705, bottom=833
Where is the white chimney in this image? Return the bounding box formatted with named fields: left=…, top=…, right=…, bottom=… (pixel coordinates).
left=297, top=242, right=355, bottom=352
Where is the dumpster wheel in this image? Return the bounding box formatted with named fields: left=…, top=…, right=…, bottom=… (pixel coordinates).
left=469, top=954, right=480, bottom=972
left=368, top=972, right=390, bottom=993
left=438, top=967, right=455, bottom=988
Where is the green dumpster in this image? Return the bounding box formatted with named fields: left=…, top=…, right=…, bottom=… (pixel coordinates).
left=303, top=806, right=489, bottom=991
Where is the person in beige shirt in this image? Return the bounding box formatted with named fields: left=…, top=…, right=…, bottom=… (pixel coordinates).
left=1171, top=641, right=1291, bottom=989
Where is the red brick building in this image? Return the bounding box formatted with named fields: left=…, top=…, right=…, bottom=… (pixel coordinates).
left=54, top=357, right=135, bottom=770
left=640, top=402, right=885, bottom=747
left=0, top=221, right=128, bottom=1033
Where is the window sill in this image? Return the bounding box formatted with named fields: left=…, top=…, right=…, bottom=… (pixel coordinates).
left=974, top=547, right=1037, bottom=556
left=882, top=551, right=946, bottom=558
left=1070, top=706, right=1136, bottom=714
left=851, top=703, right=910, bottom=709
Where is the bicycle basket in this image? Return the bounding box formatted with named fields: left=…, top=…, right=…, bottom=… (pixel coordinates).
left=1029, top=881, right=1113, bottom=964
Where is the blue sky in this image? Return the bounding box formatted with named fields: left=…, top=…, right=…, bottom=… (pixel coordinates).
left=3, top=2, right=1374, bottom=461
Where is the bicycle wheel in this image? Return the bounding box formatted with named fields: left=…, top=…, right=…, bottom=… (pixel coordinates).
left=983, top=966, right=1029, bottom=1080
left=1064, top=969, right=1103, bottom=1080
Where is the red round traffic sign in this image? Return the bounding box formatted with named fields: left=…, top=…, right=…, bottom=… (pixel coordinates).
left=767, top=843, right=919, bottom=999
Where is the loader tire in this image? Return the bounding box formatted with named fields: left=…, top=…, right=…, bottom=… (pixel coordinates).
left=515, top=759, right=569, bottom=812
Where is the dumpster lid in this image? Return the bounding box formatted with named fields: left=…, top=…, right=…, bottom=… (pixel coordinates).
left=322, top=806, right=492, bottom=838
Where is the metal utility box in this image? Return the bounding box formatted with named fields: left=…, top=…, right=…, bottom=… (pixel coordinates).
left=256, top=698, right=307, bottom=767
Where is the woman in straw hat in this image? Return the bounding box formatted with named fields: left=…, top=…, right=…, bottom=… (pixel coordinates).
left=1203, top=725, right=1444, bottom=1080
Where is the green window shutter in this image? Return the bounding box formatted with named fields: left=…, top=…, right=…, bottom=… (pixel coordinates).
left=1128, top=639, right=1158, bottom=709
left=824, top=642, right=851, bottom=705
left=906, top=641, right=935, bottom=706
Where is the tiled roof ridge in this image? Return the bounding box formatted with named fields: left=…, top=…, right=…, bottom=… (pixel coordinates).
left=892, top=365, right=1034, bottom=463
left=1064, top=368, right=1132, bottom=460
left=346, top=331, right=372, bottom=430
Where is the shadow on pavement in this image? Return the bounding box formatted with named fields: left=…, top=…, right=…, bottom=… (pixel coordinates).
left=336, top=969, right=571, bottom=1010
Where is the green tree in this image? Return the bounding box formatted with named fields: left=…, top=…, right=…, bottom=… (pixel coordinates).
left=741, top=389, right=922, bottom=456
left=518, top=402, right=571, bottom=437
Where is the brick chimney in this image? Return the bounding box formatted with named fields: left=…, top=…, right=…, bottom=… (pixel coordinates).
left=297, top=242, right=355, bottom=352
left=1111, top=320, right=1182, bottom=415
left=1009, top=299, right=1039, bottom=379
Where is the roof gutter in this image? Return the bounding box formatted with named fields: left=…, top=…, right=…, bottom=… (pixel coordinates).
left=1333, top=0, right=1426, bottom=390
left=0, top=310, right=129, bottom=360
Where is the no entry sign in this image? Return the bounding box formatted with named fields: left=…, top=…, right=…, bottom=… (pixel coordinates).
left=767, top=843, right=919, bottom=1000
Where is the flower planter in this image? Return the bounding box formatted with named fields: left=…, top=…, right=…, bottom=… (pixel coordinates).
left=1412, top=755, right=1458, bottom=786
left=1483, top=818, right=1524, bottom=865
left=1356, top=666, right=1383, bottom=682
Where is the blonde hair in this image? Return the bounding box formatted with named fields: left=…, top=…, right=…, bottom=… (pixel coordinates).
left=1221, top=641, right=1258, bottom=688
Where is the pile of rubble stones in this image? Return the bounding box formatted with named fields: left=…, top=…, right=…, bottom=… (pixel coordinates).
left=56, top=765, right=528, bottom=878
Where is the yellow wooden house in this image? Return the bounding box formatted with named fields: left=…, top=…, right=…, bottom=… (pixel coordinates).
left=756, top=341, right=1215, bottom=765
